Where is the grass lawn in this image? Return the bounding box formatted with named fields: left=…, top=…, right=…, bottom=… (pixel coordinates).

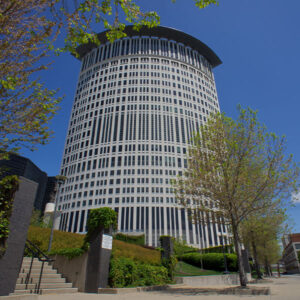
left=175, top=261, right=222, bottom=277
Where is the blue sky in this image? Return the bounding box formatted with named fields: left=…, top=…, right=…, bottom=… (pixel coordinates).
left=21, top=0, right=300, bottom=231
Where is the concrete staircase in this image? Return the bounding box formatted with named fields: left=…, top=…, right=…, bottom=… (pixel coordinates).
left=11, top=257, right=78, bottom=295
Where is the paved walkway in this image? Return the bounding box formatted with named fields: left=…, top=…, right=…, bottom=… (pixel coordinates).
left=39, top=275, right=300, bottom=300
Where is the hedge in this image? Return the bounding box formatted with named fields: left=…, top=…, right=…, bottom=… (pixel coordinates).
left=48, top=248, right=85, bottom=259
left=27, top=226, right=160, bottom=264
left=173, top=239, right=198, bottom=256
left=109, top=257, right=169, bottom=287
left=201, top=245, right=234, bottom=254
left=179, top=252, right=238, bottom=272
left=114, top=233, right=145, bottom=246
left=112, top=239, right=161, bottom=265
left=27, top=226, right=85, bottom=253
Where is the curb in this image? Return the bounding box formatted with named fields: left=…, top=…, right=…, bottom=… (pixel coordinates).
left=98, top=284, right=270, bottom=296
left=219, top=287, right=270, bottom=295
left=0, top=296, right=38, bottom=300
left=98, top=285, right=170, bottom=294
left=162, top=286, right=270, bottom=296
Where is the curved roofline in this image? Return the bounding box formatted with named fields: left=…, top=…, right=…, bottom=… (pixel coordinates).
left=76, top=25, right=222, bottom=68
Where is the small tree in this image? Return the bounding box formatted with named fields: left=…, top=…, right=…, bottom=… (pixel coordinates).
left=240, top=208, right=287, bottom=279
left=175, top=107, right=299, bottom=286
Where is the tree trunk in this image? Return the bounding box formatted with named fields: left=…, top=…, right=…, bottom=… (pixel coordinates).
left=264, top=257, right=270, bottom=277
left=251, top=239, right=262, bottom=279
left=232, top=221, right=247, bottom=287
left=269, top=265, right=273, bottom=277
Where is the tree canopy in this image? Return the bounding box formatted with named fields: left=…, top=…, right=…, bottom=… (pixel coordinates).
left=240, top=207, right=287, bottom=278
left=175, top=107, right=299, bottom=286
left=0, top=0, right=218, bottom=157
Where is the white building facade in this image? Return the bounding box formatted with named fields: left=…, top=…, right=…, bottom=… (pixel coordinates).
left=57, top=26, right=228, bottom=247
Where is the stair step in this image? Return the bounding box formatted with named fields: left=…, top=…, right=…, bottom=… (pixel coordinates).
left=16, top=277, right=66, bottom=284
left=40, top=288, right=78, bottom=295
left=22, top=257, right=41, bottom=262
left=21, top=262, right=52, bottom=267
left=18, top=273, right=62, bottom=279
left=22, top=262, right=52, bottom=268
left=20, top=269, right=56, bottom=274
left=11, top=288, right=78, bottom=295
left=15, top=283, right=73, bottom=290
left=14, top=257, right=77, bottom=295
left=20, top=268, right=58, bottom=274
left=10, top=290, right=33, bottom=295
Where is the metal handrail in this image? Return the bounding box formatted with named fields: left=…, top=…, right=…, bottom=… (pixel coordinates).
left=25, top=239, right=52, bottom=262
left=23, top=239, right=54, bottom=294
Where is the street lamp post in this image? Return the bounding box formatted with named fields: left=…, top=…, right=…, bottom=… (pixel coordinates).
left=220, top=230, right=230, bottom=274
left=47, top=176, right=66, bottom=253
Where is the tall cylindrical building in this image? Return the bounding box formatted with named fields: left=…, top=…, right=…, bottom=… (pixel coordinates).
left=57, top=26, right=228, bottom=247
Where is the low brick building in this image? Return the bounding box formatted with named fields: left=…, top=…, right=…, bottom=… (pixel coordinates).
left=282, top=233, right=300, bottom=273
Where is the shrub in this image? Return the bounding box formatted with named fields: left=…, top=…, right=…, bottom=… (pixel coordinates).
left=173, top=239, right=198, bottom=256
left=298, top=251, right=300, bottom=263
left=201, top=245, right=234, bottom=254
left=27, top=226, right=85, bottom=253
left=114, top=233, right=145, bottom=246
left=179, top=252, right=238, bottom=272
left=109, top=257, right=169, bottom=287
left=26, top=226, right=160, bottom=264
left=85, top=207, right=117, bottom=243
left=112, top=239, right=161, bottom=265
left=48, top=248, right=85, bottom=259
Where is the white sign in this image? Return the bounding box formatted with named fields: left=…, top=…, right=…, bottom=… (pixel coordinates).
left=102, top=234, right=113, bottom=250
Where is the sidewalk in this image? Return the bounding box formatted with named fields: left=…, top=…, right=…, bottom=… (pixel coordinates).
left=7, top=275, right=300, bottom=300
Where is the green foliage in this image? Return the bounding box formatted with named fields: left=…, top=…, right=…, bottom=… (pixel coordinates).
left=49, top=248, right=85, bottom=259
left=175, top=106, right=300, bottom=286
left=26, top=226, right=160, bottom=265
left=173, top=239, right=199, bottom=256
left=85, top=207, right=117, bottom=242
left=161, top=255, right=177, bottom=280
left=114, top=233, right=145, bottom=246
left=84, top=208, right=117, bottom=248
left=0, top=78, right=62, bottom=156
left=241, top=209, right=286, bottom=272
left=29, top=209, right=52, bottom=228
left=0, top=175, right=19, bottom=258
left=194, top=0, right=218, bottom=9
left=298, top=251, right=300, bottom=263
left=0, top=1, right=62, bottom=156
left=179, top=252, right=238, bottom=272
left=202, top=244, right=234, bottom=254
left=112, top=239, right=161, bottom=265
left=58, top=0, right=161, bottom=55
left=109, top=257, right=169, bottom=288
left=1, top=0, right=220, bottom=159
left=27, top=226, right=85, bottom=253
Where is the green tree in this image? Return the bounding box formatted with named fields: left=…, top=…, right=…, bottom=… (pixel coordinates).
left=175, top=107, right=299, bottom=286
left=240, top=208, right=287, bottom=278
left=0, top=0, right=218, bottom=157
left=0, top=0, right=63, bottom=157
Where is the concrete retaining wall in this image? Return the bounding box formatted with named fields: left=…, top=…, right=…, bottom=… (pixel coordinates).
left=0, top=177, right=38, bottom=296
left=50, top=253, right=88, bottom=292
left=176, top=273, right=252, bottom=286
